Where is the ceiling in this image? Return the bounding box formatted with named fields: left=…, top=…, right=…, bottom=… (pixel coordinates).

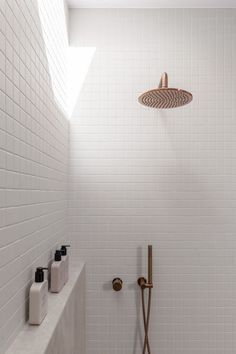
left=67, top=0, right=236, bottom=8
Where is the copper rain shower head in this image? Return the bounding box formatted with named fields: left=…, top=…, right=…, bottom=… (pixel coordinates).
left=138, top=72, right=193, bottom=109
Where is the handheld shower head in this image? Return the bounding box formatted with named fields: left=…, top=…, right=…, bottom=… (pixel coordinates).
left=138, top=245, right=153, bottom=289
left=138, top=72, right=193, bottom=109
left=148, top=245, right=152, bottom=284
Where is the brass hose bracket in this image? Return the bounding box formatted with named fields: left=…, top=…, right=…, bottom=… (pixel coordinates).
left=138, top=277, right=153, bottom=289
left=138, top=277, right=147, bottom=288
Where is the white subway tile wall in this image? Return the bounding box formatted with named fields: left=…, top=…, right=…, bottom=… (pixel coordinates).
left=0, top=0, right=68, bottom=352
left=69, top=9, right=236, bottom=354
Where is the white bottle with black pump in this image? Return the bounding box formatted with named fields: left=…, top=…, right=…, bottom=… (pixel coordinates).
left=60, top=245, right=70, bottom=284
left=29, top=267, right=48, bottom=325
left=51, top=250, right=64, bottom=293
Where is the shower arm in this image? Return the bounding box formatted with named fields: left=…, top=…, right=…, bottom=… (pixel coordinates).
left=158, top=72, right=168, bottom=88
left=138, top=245, right=153, bottom=289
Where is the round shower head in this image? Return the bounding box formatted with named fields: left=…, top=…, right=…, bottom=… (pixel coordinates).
left=138, top=72, right=193, bottom=109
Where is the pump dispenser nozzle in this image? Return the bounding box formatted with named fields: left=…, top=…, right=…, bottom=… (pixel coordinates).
left=35, top=267, right=48, bottom=283
left=54, top=250, right=62, bottom=261
left=61, top=245, right=70, bottom=256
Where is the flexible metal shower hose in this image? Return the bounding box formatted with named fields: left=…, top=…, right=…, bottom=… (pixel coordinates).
left=141, top=287, right=152, bottom=354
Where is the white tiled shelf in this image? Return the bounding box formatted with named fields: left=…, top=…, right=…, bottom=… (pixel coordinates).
left=6, top=262, right=85, bottom=354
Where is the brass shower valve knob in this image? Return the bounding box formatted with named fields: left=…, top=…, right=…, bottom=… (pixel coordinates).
left=112, top=278, right=123, bottom=291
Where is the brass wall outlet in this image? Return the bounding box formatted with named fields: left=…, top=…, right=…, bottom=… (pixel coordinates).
left=112, top=278, right=123, bottom=291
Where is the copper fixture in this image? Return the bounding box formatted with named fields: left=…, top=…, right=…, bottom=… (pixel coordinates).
left=138, top=245, right=153, bottom=289
left=112, top=278, right=123, bottom=291
left=138, top=245, right=153, bottom=354
left=138, top=72, right=193, bottom=109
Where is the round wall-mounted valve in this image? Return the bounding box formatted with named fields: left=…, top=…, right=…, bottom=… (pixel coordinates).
left=112, top=278, right=123, bottom=291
